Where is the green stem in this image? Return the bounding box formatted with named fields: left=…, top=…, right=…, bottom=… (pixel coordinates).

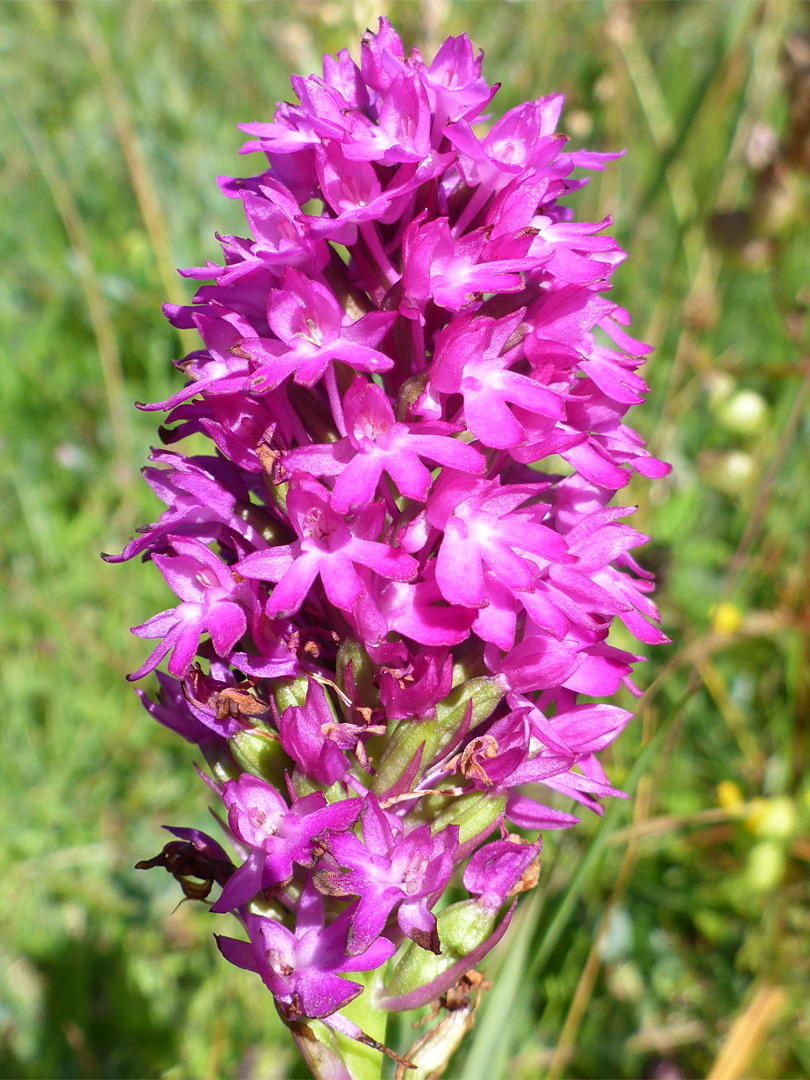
left=333, top=969, right=388, bottom=1080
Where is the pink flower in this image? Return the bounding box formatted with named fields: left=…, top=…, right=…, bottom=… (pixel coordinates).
left=236, top=476, right=417, bottom=618
left=128, top=536, right=254, bottom=680
left=285, top=377, right=485, bottom=511
left=121, top=17, right=670, bottom=1062
left=245, top=267, right=397, bottom=395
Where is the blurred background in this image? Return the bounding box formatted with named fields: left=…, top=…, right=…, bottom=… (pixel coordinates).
left=1, top=1, right=809, bottom=1077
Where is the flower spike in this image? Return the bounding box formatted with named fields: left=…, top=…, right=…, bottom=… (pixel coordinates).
left=119, top=17, right=669, bottom=1078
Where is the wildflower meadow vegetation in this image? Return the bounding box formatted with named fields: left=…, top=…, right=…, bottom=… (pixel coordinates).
left=2, top=3, right=809, bottom=1079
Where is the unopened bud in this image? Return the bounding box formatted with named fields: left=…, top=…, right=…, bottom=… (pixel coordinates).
left=436, top=676, right=506, bottom=736
left=423, top=792, right=506, bottom=847
left=273, top=676, right=309, bottom=714
left=373, top=719, right=436, bottom=796
left=383, top=899, right=500, bottom=1001
left=373, top=677, right=505, bottom=797
left=229, top=727, right=290, bottom=789
left=200, top=742, right=241, bottom=786
left=336, top=638, right=378, bottom=713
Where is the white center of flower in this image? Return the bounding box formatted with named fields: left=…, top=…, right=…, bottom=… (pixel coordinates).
left=352, top=412, right=389, bottom=442
left=296, top=315, right=322, bottom=347
left=302, top=508, right=332, bottom=542
left=247, top=804, right=284, bottom=840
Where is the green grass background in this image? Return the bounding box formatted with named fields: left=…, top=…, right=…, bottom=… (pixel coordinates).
left=1, top=1, right=809, bottom=1077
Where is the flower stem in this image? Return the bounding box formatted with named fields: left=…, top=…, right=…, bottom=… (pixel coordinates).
left=291, top=1021, right=353, bottom=1080
left=333, top=969, right=388, bottom=1080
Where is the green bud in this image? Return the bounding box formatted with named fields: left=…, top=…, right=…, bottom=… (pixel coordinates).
left=372, top=719, right=435, bottom=797
left=426, top=792, right=506, bottom=845
left=384, top=900, right=499, bottom=999
left=375, top=675, right=506, bottom=796
left=290, top=774, right=347, bottom=805
left=435, top=676, right=505, bottom=739
left=201, top=742, right=241, bottom=786
left=336, top=638, right=378, bottom=714
left=246, top=892, right=289, bottom=923
left=229, top=727, right=290, bottom=790
left=273, top=675, right=309, bottom=714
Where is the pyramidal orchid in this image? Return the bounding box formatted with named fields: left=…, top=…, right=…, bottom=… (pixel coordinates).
left=115, top=19, right=669, bottom=1078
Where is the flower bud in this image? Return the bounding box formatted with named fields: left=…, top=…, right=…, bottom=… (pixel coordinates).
left=372, top=718, right=437, bottom=796
left=373, top=678, right=505, bottom=796
left=435, top=676, right=506, bottom=738
left=378, top=897, right=515, bottom=1012
left=228, top=726, right=290, bottom=789
left=384, top=900, right=499, bottom=999
left=336, top=638, right=378, bottom=713
left=199, top=742, right=242, bottom=787
left=272, top=675, right=309, bottom=714
left=419, top=791, right=507, bottom=848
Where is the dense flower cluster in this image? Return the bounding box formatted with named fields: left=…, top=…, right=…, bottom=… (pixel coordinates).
left=116, top=17, right=668, bottom=1065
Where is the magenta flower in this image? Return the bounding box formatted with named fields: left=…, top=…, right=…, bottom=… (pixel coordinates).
left=427, top=474, right=574, bottom=616
left=285, top=376, right=485, bottom=510
left=245, top=267, right=397, bottom=395
left=128, top=536, right=254, bottom=681
left=429, top=312, right=566, bottom=448
left=236, top=475, right=418, bottom=618
left=212, top=775, right=362, bottom=913
left=119, top=17, right=669, bottom=1076
left=399, top=217, right=535, bottom=319
left=216, top=882, right=395, bottom=1021
left=316, top=795, right=459, bottom=956
left=278, top=680, right=350, bottom=787
left=463, top=838, right=541, bottom=910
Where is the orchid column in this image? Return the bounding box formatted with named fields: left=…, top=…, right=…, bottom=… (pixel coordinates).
left=113, top=18, right=669, bottom=1079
